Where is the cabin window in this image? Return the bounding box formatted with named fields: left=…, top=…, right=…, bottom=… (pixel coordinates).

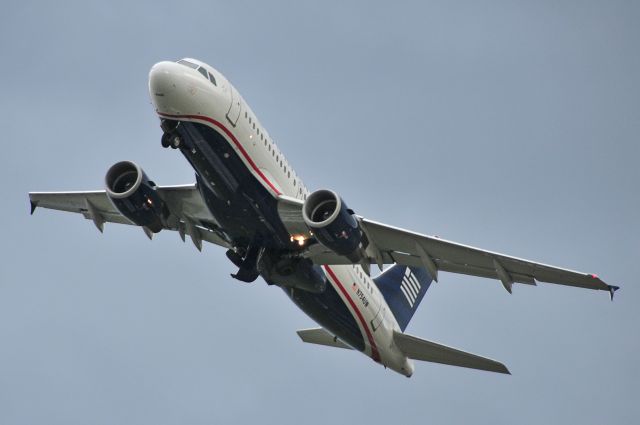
left=208, top=72, right=217, bottom=86
left=197, top=66, right=208, bottom=79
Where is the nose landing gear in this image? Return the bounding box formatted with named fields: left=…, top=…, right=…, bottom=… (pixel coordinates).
left=161, top=132, right=182, bottom=149
left=160, top=119, right=182, bottom=149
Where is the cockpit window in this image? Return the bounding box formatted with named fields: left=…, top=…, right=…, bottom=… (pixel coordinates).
left=177, top=59, right=198, bottom=69
left=177, top=60, right=217, bottom=86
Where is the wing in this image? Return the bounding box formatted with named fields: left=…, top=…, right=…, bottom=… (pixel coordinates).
left=277, top=196, right=619, bottom=298
left=29, top=184, right=231, bottom=250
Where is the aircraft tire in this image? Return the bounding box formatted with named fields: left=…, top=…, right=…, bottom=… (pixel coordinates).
left=161, top=133, right=172, bottom=148
left=170, top=135, right=181, bottom=149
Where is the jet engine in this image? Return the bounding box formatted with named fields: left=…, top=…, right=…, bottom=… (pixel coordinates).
left=302, top=189, right=366, bottom=262
left=105, top=161, right=168, bottom=233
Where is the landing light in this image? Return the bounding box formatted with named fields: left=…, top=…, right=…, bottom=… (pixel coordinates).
left=290, top=235, right=307, bottom=246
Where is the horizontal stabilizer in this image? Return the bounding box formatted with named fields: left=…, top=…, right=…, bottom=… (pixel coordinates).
left=297, top=328, right=352, bottom=350
left=393, top=331, right=510, bottom=374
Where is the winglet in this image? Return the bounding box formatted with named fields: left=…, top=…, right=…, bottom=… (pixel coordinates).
left=608, top=285, right=620, bottom=301
left=30, top=200, right=38, bottom=215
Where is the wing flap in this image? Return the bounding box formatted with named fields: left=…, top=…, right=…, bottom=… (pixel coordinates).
left=393, top=332, right=510, bottom=374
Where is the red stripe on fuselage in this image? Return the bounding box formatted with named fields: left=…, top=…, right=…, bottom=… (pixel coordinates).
left=324, top=265, right=381, bottom=362
left=158, top=112, right=379, bottom=361
left=157, top=112, right=282, bottom=196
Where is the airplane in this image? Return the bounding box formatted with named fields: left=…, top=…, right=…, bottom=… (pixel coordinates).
left=29, top=58, right=619, bottom=377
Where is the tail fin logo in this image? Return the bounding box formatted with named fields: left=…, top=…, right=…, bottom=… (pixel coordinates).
left=400, top=268, right=421, bottom=308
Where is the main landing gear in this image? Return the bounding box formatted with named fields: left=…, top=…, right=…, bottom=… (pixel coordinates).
left=227, top=244, right=263, bottom=283
left=160, top=119, right=182, bottom=149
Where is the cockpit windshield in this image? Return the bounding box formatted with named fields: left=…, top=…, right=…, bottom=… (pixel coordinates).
left=196, top=66, right=217, bottom=86
left=197, top=66, right=208, bottom=79
left=176, top=60, right=217, bottom=86
left=177, top=59, right=198, bottom=69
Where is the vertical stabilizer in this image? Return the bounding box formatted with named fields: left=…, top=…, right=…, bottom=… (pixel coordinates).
left=373, top=265, right=433, bottom=331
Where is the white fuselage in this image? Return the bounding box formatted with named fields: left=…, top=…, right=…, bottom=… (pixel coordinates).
left=149, top=59, right=414, bottom=376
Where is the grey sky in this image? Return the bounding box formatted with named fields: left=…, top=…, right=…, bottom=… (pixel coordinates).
left=1, top=1, right=638, bottom=424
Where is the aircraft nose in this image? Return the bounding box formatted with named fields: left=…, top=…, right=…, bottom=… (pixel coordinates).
left=149, top=61, right=179, bottom=98
left=149, top=61, right=194, bottom=114
left=148, top=59, right=220, bottom=116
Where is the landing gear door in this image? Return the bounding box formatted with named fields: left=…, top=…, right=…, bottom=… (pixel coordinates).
left=226, top=86, right=241, bottom=127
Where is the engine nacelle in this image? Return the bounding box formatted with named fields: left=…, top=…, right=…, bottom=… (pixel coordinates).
left=302, top=189, right=365, bottom=262
left=105, top=161, right=167, bottom=233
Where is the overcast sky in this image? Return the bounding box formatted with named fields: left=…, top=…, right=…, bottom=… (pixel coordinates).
left=1, top=1, right=638, bottom=424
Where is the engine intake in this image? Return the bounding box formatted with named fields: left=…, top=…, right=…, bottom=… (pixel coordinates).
left=105, top=161, right=167, bottom=232
left=302, top=189, right=365, bottom=261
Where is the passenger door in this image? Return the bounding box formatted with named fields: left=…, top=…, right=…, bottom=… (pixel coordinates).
left=226, top=86, right=241, bottom=127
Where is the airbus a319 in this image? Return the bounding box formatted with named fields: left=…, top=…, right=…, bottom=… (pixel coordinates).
left=29, top=58, right=619, bottom=377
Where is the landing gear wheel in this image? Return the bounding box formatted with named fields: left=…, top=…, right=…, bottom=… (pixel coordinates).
left=161, top=132, right=172, bottom=148
left=170, top=135, right=182, bottom=149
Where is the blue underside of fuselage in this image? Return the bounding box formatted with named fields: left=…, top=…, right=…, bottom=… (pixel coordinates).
left=172, top=120, right=365, bottom=352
